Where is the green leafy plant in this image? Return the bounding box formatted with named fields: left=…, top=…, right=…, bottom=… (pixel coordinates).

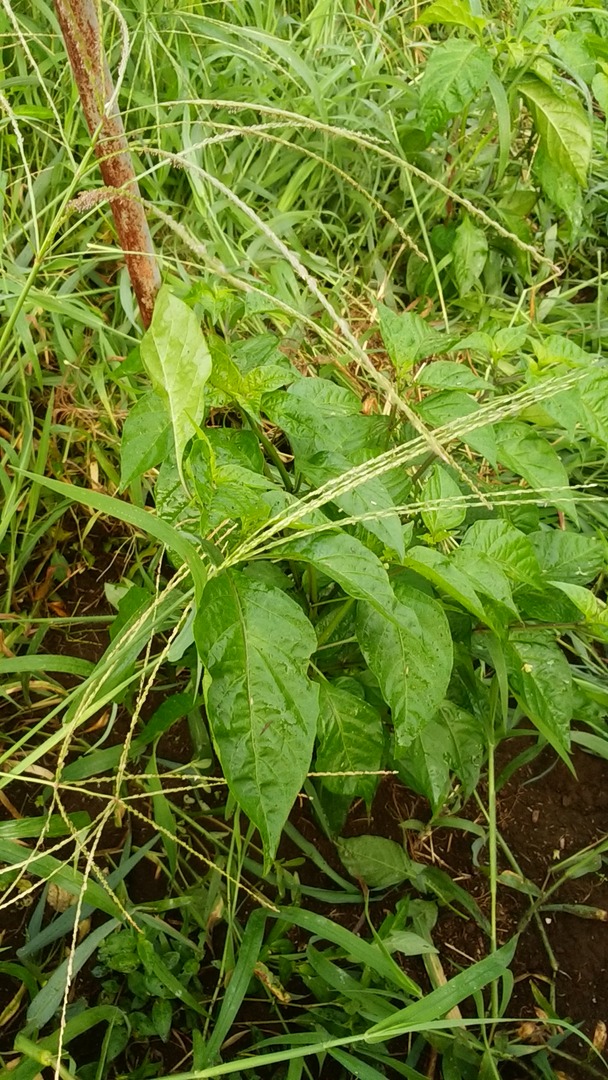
left=2, top=0, right=608, bottom=1077
left=114, top=286, right=608, bottom=869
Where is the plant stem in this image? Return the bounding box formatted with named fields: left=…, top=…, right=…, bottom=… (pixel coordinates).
left=54, top=0, right=161, bottom=326
left=487, top=721, right=499, bottom=1022
left=238, top=407, right=294, bottom=492
left=315, top=597, right=355, bottom=648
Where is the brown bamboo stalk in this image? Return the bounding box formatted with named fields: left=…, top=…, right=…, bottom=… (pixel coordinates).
left=54, top=0, right=161, bottom=327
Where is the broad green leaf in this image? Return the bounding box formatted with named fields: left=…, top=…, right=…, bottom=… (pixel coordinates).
left=395, top=721, right=451, bottom=811
left=461, top=520, right=543, bottom=591
left=452, top=547, right=519, bottom=618
left=263, top=379, right=386, bottom=461
left=140, top=287, right=212, bottom=481
left=550, top=582, right=608, bottom=627
left=452, top=215, right=488, bottom=296
left=239, top=364, right=295, bottom=412
left=515, top=582, right=581, bottom=626
left=207, top=334, right=293, bottom=415
left=532, top=334, right=591, bottom=369
left=151, top=999, right=172, bottom=1043
left=519, top=75, right=592, bottom=185
left=415, top=361, right=490, bottom=391
left=505, top=631, right=573, bottom=757
left=366, top=937, right=516, bottom=1039
left=420, top=40, right=493, bottom=133
left=592, top=72, right=608, bottom=115
left=551, top=30, right=596, bottom=86
left=316, top=683, right=383, bottom=803
left=376, top=304, right=450, bottom=375
left=440, top=703, right=485, bottom=796
left=418, top=0, right=485, bottom=33
left=493, top=326, right=528, bottom=356
left=272, top=530, right=397, bottom=613
left=495, top=421, right=576, bottom=521
left=194, top=571, right=319, bottom=863
left=530, top=530, right=605, bottom=585
left=119, top=391, right=171, bottom=490
left=188, top=436, right=275, bottom=536
left=356, top=579, right=453, bottom=747
left=155, top=455, right=190, bottom=523
left=232, top=332, right=292, bottom=373
left=404, top=545, right=490, bottom=626
left=299, top=451, right=406, bottom=558
left=395, top=705, right=484, bottom=810
left=206, top=427, right=265, bottom=474
left=421, top=463, right=466, bottom=538
left=534, top=144, right=583, bottom=229
left=416, top=390, right=497, bottom=467
left=579, top=368, right=608, bottom=447
left=338, top=835, right=412, bottom=889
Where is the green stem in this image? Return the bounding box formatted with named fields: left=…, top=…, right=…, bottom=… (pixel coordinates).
left=475, top=793, right=560, bottom=984
left=315, top=597, right=355, bottom=649
left=487, top=715, right=499, bottom=1022
left=238, top=407, right=293, bottom=492
left=410, top=451, right=437, bottom=488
